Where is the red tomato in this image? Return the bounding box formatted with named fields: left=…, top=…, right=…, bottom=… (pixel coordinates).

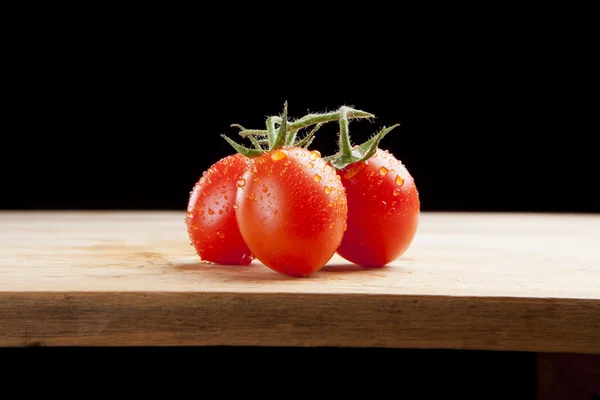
left=336, top=148, right=420, bottom=267
left=186, top=153, right=254, bottom=265
left=235, top=147, right=348, bottom=277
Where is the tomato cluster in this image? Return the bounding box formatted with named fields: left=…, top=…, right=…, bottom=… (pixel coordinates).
left=186, top=102, right=420, bottom=277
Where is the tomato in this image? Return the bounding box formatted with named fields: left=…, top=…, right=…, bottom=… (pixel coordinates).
left=336, top=147, right=420, bottom=267
left=186, top=153, right=254, bottom=265
left=234, top=147, right=348, bottom=277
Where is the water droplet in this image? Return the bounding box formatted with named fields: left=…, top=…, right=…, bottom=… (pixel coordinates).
left=254, top=177, right=260, bottom=183
left=271, top=149, right=288, bottom=161
left=198, top=209, right=204, bottom=216
left=308, top=162, right=314, bottom=168
left=273, top=210, right=278, bottom=215
left=344, top=162, right=367, bottom=179
left=240, top=253, right=254, bottom=266
left=236, top=178, right=246, bottom=188
left=343, top=223, right=348, bottom=231
left=262, top=185, right=268, bottom=193
left=215, top=229, right=225, bottom=239
left=381, top=201, right=387, bottom=207
left=393, top=188, right=401, bottom=196
left=186, top=212, right=193, bottom=219
left=395, top=175, right=405, bottom=186
left=248, top=192, right=255, bottom=201
left=328, top=201, right=334, bottom=207
left=191, top=225, right=198, bottom=230
left=233, top=203, right=239, bottom=209
left=314, top=174, right=322, bottom=182
left=324, top=186, right=332, bottom=195
left=309, top=150, right=321, bottom=161
left=218, top=210, right=224, bottom=215
left=208, top=208, right=215, bottom=215
left=379, top=166, right=389, bottom=176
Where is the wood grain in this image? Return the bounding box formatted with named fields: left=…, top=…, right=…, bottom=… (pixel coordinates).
left=1, top=211, right=599, bottom=352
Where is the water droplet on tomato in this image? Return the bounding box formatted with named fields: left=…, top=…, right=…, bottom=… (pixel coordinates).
left=233, top=203, right=239, bottom=209
left=262, top=185, right=268, bottom=193
left=186, top=212, right=193, bottom=219
left=218, top=210, right=224, bottom=215
left=240, top=253, right=254, bottom=266
left=254, top=177, right=260, bottom=183
left=248, top=192, right=255, bottom=201
left=309, top=150, right=321, bottom=161
left=191, top=224, right=198, bottom=230
left=324, top=186, right=332, bottom=195
left=216, top=229, right=225, bottom=239
left=308, top=162, right=314, bottom=168
left=314, top=174, right=322, bottom=182
left=379, top=166, right=389, bottom=176
left=208, top=209, right=215, bottom=215
left=271, top=149, right=288, bottom=161
left=343, top=223, right=348, bottom=231
left=395, top=175, right=405, bottom=186
left=273, top=209, right=278, bottom=215
left=393, top=188, right=401, bottom=196
left=381, top=201, right=387, bottom=207
left=343, top=162, right=366, bottom=179
left=237, top=178, right=246, bottom=188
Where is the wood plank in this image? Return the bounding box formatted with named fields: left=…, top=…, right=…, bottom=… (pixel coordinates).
left=1, top=211, right=599, bottom=352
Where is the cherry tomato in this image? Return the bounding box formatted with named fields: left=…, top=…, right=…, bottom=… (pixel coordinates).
left=186, top=153, right=254, bottom=265
left=336, top=148, right=420, bottom=267
left=235, top=147, right=348, bottom=277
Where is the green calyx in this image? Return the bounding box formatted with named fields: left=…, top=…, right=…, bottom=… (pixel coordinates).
left=322, top=106, right=400, bottom=170
left=221, top=101, right=375, bottom=158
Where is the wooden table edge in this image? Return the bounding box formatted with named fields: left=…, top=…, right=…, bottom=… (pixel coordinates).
left=2, top=291, right=599, bottom=354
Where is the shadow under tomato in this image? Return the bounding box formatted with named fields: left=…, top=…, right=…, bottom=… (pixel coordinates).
left=319, top=263, right=390, bottom=273
left=170, top=260, right=302, bottom=281
left=169, top=258, right=397, bottom=282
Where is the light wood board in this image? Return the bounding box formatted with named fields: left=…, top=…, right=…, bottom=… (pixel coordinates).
left=0, top=211, right=598, bottom=353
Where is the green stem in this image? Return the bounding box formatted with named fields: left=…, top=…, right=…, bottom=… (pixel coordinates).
left=271, top=101, right=288, bottom=149
left=288, top=107, right=373, bottom=131
left=236, top=107, right=374, bottom=139
left=338, top=106, right=353, bottom=156
left=266, top=116, right=277, bottom=148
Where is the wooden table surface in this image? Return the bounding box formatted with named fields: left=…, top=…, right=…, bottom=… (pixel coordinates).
left=0, top=211, right=598, bottom=353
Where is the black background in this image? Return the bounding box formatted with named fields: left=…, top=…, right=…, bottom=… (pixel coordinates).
left=1, top=6, right=595, bottom=398
left=1, top=11, right=595, bottom=214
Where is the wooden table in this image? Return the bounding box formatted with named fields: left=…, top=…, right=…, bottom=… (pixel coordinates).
left=2, top=211, right=599, bottom=398
left=1, top=210, right=598, bottom=353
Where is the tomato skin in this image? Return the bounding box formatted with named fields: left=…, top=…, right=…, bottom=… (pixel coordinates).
left=336, top=148, right=420, bottom=267
left=186, top=153, right=254, bottom=265
left=235, top=148, right=348, bottom=277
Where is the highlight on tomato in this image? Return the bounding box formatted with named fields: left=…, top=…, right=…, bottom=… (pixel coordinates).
left=323, top=107, right=420, bottom=267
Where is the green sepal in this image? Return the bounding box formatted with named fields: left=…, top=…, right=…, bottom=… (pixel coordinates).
left=323, top=124, right=400, bottom=170
left=220, top=134, right=265, bottom=157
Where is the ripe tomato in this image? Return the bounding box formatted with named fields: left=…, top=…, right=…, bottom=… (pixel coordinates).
left=336, top=147, right=420, bottom=267
left=234, top=147, right=348, bottom=277
left=186, top=153, right=254, bottom=265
